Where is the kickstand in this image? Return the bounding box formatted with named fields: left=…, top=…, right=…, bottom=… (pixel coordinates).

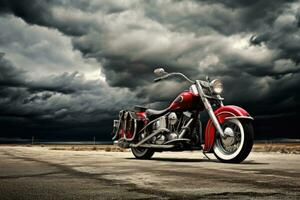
left=202, top=152, right=211, bottom=160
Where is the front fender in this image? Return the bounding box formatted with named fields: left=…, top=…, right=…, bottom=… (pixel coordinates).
left=204, top=105, right=253, bottom=152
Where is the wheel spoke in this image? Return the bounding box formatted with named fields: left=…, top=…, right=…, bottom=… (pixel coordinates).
left=213, top=119, right=253, bottom=163
left=233, top=125, right=238, bottom=132
left=218, top=120, right=243, bottom=154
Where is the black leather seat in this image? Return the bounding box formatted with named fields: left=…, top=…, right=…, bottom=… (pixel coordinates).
left=134, top=105, right=148, bottom=112
left=145, top=108, right=169, bottom=118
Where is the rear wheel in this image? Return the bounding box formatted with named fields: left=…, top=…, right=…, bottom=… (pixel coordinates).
left=213, top=119, right=254, bottom=163
left=131, top=147, right=155, bottom=159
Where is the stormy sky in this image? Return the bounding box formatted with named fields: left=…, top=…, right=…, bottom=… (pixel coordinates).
left=0, top=0, right=300, bottom=141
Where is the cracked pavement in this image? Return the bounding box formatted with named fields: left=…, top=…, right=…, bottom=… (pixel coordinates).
left=0, top=146, right=299, bottom=199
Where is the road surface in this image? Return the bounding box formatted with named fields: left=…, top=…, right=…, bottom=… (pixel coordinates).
left=0, top=146, right=299, bottom=199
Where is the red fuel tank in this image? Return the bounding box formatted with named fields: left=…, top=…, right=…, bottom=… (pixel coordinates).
left=169, top=91, right=203, bottom=111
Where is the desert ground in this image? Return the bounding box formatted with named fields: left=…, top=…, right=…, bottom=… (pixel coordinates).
left=0, top=144, right=299, bottom=199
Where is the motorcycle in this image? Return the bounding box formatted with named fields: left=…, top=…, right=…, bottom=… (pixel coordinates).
left=112, top=68, right=254, bottom=163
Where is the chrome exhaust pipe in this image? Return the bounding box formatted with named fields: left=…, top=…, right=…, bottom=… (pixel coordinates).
left=130, top=144, right=175, bottom=149
left=131, top=128, right=169, bottom=147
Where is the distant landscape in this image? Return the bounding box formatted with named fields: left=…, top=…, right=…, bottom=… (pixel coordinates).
left=1, top=140, right=300, bottom=154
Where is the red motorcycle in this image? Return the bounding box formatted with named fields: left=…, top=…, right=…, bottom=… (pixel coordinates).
left=112, top=68, right=254, bottom=163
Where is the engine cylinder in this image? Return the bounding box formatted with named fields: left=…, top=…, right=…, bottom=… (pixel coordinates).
left=168, top=112, right=177, bottom=125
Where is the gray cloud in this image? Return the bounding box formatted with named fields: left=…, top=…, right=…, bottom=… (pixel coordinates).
left=0, top=0, right=300, bottom=140
left=0, top=55, right=140, bottom=139
left=0, top=54, right=26, bottom=86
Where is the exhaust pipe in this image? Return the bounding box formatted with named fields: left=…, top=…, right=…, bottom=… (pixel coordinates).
left=130, top=144, right=175, bottom=149
left=131, top=128, right=169, bottom=147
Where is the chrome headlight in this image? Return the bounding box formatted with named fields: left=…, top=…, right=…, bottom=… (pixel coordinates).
left=210, top=79, right=223, bottom=94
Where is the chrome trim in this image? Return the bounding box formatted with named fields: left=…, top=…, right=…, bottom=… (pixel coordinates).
left=131, top=143, right=175, bottom=149
left=225, top=116, right=254, bottom=120
left=169, top=72, right=194, bottom=83
left=134, top=128, right=169, bottom=147
left=217, top=95, right=224, bottom=106
left=138, top=112, right=169, bottom=134
left=210, top=79, right=223, bottom=94
left=178, top=118, right=193, bottom=138
left=203, top=94, right=224, bottom=101
left=189, top=84, right=199, bottom=95
left=201, top=111, right=235, bottom=152
left=200, top=80, right=210, bottom=88
left=164, top=138, right=190, bottom=145
left=224, top=127, right=234, bottom=137
left=124, top=117, right=137, bottom=141
left=154, top=68, right=167, bottom=76
left=112, top=120, right=120, bottom=140
left=196, top=80, right=226, bottom=138
left=113, top=120, right=119, bottom=128
left=183, top=111, right=192, bottom=118
left=122, top=112, right=138, bottom=141
left=153, top=69, right=195, bottom=83
left=160, top=72, right=194, bottom=83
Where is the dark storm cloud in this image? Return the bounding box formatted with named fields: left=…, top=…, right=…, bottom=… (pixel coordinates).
left=0, top=0, right=300, bottom=140
left=0, top=0, right=89, bottom=36
left=0, top=0, right=55, bottom=31
left=0, top=55, right=139, bottom=140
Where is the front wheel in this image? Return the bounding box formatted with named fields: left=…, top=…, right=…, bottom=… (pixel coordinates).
left=213, top=119, right=254, bottom=163
left=131, top=147, right=155, bottom=159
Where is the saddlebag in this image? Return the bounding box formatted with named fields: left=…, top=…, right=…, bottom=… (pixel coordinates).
left=112, top=110, right=143, bottom=142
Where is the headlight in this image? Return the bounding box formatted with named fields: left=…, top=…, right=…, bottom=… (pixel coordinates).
left=210, top=79, right=223, bottom=94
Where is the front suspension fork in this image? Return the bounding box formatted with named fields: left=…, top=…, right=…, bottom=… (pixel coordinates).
left=195, top=80, right=226, bottom=138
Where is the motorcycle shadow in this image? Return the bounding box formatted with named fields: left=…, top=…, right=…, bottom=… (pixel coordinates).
left=126, top=157, right=268, bottom=165
left=126, top=157, right=213, bottom=162
left=153, top=158, right=267, bottom=164
left=151, top=158, right=204, bottom=162
left=239, top=160, right=268, bottom=165
left=126, top=157, right=206, bottom=162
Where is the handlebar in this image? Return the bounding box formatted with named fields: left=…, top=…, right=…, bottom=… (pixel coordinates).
left=154, top=77, right=162, bottom=82
left=154, top=74, right=169, bottom=82
left=154, top=72, right=194, bottom=84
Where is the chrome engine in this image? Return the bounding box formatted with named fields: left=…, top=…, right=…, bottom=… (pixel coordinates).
left=151, top=112, right=184, bottom=144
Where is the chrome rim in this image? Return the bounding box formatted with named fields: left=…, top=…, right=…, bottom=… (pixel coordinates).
left=214, top=119, right=244, bottom=160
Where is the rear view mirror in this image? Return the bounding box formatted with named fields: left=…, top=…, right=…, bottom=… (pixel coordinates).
left=154, top=68, right=167, bottom=76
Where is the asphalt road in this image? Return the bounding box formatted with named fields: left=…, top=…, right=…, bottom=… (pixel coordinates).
left=0, top=147, right=299, bottom=199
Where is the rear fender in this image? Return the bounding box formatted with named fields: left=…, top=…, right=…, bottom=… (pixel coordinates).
left=204, top=105, right=253, bottom=152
